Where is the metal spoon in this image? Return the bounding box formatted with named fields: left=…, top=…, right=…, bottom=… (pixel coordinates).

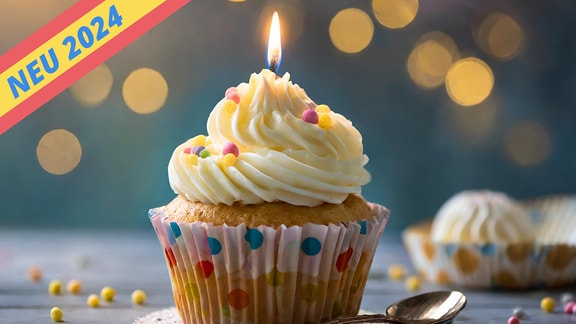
left=324, top=290, right=467, bottom=324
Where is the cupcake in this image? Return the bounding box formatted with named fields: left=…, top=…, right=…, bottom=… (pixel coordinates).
left=150, top=69, right=390, bottom=323
left=404, top=190, right=576, bottom=289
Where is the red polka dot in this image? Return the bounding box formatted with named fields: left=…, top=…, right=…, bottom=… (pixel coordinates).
left=196, top=260, right=214, bottom=278
left=165, top=248, right=177, bottom=268
left=228, top=289, right=249, bottom=310
left=336, top=247, right=353, bottom=272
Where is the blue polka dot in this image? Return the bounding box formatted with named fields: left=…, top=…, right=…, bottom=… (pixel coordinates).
left=207, top=237, right=222, bottom=255
left=245, top=228, right=264, bottom=250
left=301, top=237, right=322, bottom=256
left=170, top=222, right=181, bottom=238
left=444, top=244, right=457, bottom=257
left=359, top=221, right=367, bottom=234
left=480, top=244, right=497, bottom=256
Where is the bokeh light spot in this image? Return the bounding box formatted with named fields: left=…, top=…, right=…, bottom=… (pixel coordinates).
left=69, top=64, right=113, bottom=108
left=505, top=120, right=551, bottom=167
left=372, top=0, right=418, bottom=29
left=445, top=57, right=494, bottom=106
left=329, top=8, right=374, bottom=54
left=122, top=68, right=168, bottom=114
left=407, top=31, right=459, bottom=89
left=37, top=129, right=82, bottom=175
left=477, top=13, right=525, bottom=60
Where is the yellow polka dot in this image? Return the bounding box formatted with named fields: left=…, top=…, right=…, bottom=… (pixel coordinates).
left=506, top=244, right=531, bottom=263
left=436, top=270, right=451, bottom=285
left=300, top=283, right=320, bottom=303
left=546, top=245, right=576, bottom=271
left=492, top=270, right=520, bottom=289
left=266, top=268, right=285, bottom=286
left=190, top=135, right=207, bottom=147
left=185, top=282, right=199, bottom=300
left=422, top=240, right=436, bottom=261
left=318, top=114, right=332, bottom=129
left=316, top=104, right=331, bottom=113
left=223, top=99, right=237, bottom=113
left=453, top=247, right=479, bottom=275
left=222, top=153, right=237, bottom=166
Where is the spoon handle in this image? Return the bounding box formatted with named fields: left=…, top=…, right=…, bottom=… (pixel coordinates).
left=323, top=314, right=399, bottom=323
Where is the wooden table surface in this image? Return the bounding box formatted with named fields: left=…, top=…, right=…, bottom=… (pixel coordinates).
left=1, top=229, right=574, bottom=324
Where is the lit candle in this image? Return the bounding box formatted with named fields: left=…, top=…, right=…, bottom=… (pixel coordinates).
left=267, top=11, right=282, bottom=73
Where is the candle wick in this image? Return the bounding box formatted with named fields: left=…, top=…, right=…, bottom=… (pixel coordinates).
left=269, top=57, right=278, bottom=74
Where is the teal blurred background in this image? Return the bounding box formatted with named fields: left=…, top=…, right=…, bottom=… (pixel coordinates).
left=0, top=0, right=575, bottom=231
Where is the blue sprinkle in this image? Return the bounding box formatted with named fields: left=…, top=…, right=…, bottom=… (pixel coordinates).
left=245, top=228, right=264, bottom=250
left=359, top=221, right=367, bottom=234
left=208, top=237, right=222, bottom=255
left=170, top=222, right=181, bottom=238
left=301, top=237, right=322, bottom=256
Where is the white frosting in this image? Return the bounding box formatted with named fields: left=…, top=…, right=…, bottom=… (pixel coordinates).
left=168, top=69, right=370, bottom=206
left=430, top=190, right=535, bottom=243
left=529, top=196, right=576, bottom=245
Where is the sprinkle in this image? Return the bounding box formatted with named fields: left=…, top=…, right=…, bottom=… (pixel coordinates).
left=225, top=87, right=236, bottom=97
left=318, top=113, right=332, bottom=129
left=185, top=154, right=198, bottom=166
left=183, top=147, right=192, bottom=154
left=512, top=307, right=526, bottom=319
left=222, top=153, right=237, bottom=166
left=561, top=292, right=574, bottom=305
left=131, top=289, right=147, bottom=305
left=199, top=149, right=211, bottom=159
left=48, top=280, right=62, bottom=295
left=191, top=146, right=205, bottom=155
left=316, top=104, right=331, bottom=113
left=100, top=286, right=116, bottom=302
left=225, top=90, right=241, bottom=104
left=222, top=142, right=239, bottom=157
left=66, top=279, right=82, bottom=294
left=28, top=266, right=42, bottom=283
left=190, top=135, right=207, bottom=147
left=87, top=294, right=100, bottom=307
left=302, top=109, right=318, bottom=124
left=222, top=99, right=238, bottom=113
left=405, top=275, right=421, bottom=291
left=387, top=264, right=406, bottom=281
left=564, top=301, right=575, bottom=314
left=507, top=316, right=520, bottom=324
left=540, top=297, right=555, bottom=313
left=50, top=306, right=63, bottom=322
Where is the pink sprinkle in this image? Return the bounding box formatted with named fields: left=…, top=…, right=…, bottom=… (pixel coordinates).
left=222, top=142, right=239, bottom=157
left=183, top=147, right=192, bottom=154
left=275, top=75, right=280, bottom=80
left=302, top=109, right=318, bottom=124
left=225, top=87, right=240, bottom=104
left=507, top=316, right=520, bottom=324
left=564, top=302, right=575, bottom=314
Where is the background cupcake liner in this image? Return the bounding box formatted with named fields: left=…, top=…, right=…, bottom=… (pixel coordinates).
left=403, top=221, right=576, bottom=289
left=150, top=203, right=389, bottom=323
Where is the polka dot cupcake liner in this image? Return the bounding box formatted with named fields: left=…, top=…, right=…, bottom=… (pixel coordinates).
left=150, top=203, right=389, bottom=323
left=403, top=221, right=576, bottom=289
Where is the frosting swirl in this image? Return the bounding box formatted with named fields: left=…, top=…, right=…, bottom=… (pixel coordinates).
left=168, top=69, right=370, bottom=206
left=430, top=190, right=535, bottom=243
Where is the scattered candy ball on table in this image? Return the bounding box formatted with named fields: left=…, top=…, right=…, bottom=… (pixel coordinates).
left=507, top=316, right=520, bottom=324
left=562, top=292, right=574, bottom=305
left=66, top=279, right=81, bottom=294
left=131, top=289, right=147, bottom=305
left=564, top=301, right=575, bottom=314
left=540, top=297, right=555, bottom=313
left=50, top=306, right=63, bottom=322
left=405, top=275, right=421, bottom=291
left=87, top=294, right=100, bottom=307
left=48, top=280, right=62, bottom=295
left=572, top=304, right=576, bottom=314
left=100, top=286, right=116, bottom=302
left=28, top=266, right=42, bottom=283
left=512, top=307, right=526, bottom=319
left=387, top=264, right=406, bottom=281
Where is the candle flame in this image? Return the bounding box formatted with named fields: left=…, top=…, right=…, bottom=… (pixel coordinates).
left=267, top=11, right=282, bottom=73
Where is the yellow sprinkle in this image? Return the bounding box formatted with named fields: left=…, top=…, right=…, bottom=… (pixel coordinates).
left=66, top=279, right=82, bottom=294
left=316, top=104, right=331, bottom=113
left=28, top=266, right=42, bottom=283
left=185, top=153, right=198, bottom=166
left=222, top=153, right=237, bottom=166
left=318, top=113, right=332, bottom=129
left=190, top=135, right=207, bottom=147
left=50, top=306, right=63, bottom=322
left=131, top=289, right=147, bottom=305
left=222, top=99, right=237, bottom=113
left=100, top=286, right=115, bottom=302
left=387, top=264, right=406, bottom=281
left=48, top=280, right=62, bottom=295
left=87, top=294, right=100, bottom=307
left=405, top=275, right=421, bottom=291
left=540, top=297, right=555, bottom=313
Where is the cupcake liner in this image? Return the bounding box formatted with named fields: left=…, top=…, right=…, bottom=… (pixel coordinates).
left=403, top=221, right=576, bottom=289
left=150, top=203, right=389, bottom=323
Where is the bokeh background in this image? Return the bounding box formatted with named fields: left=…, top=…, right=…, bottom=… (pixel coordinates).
left=0, top=0, right=574, bottom=231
